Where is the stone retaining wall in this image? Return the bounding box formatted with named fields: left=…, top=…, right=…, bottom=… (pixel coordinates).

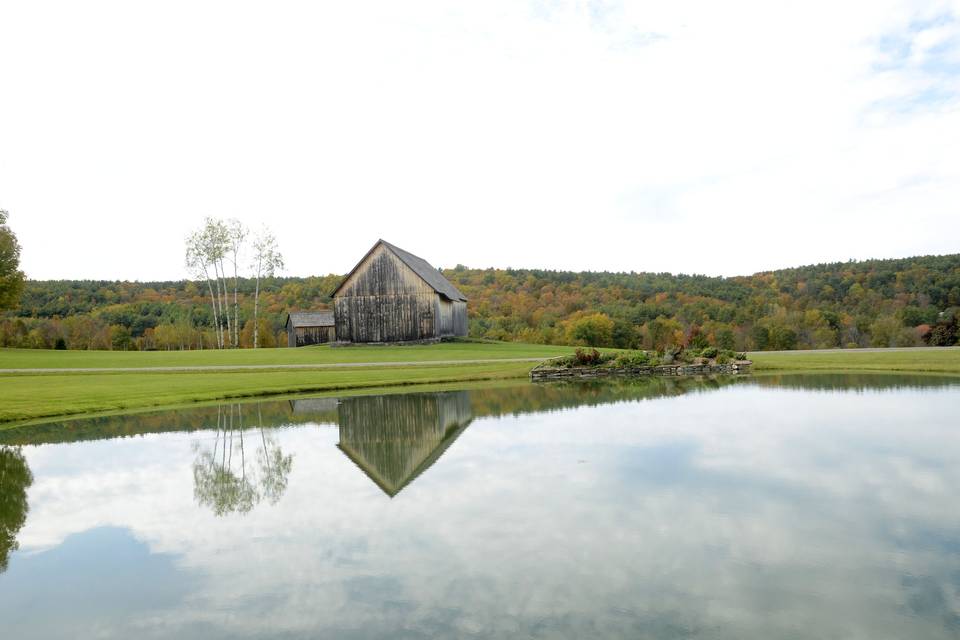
left=530, top=361, right=751, bottom=380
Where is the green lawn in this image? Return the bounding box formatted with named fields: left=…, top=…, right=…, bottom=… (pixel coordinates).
left=0, top=341, right=573, bottom=369
left=0, top=341, right=578, bottom=424
left=0, top=361, right=538, bottom=424
left=750, top=348, right=960, bottom=374
left=1, top=343, right=958, bottom=427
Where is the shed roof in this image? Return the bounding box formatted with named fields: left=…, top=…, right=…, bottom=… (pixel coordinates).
left=285, top=311, right=334, bottom=329
left=330, top=239, right=467, bottom=302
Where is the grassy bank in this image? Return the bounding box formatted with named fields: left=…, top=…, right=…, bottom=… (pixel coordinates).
left=750, top=347, right=960, bottom=374
left=2, top=344, right=959, bottom=426
left=0, top=361, right=539, bottom=424
left=0, top=341, right=574, bottom=369
left=0, top=342, right=575, bottom=424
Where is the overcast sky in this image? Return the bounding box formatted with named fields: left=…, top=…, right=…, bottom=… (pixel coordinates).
left=1, top=1, right=958, bottom=281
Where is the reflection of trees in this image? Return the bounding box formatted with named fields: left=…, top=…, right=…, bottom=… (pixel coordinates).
left=0, top=446, right=33, bottom=573
left=192, top=404, right=292, bottom=516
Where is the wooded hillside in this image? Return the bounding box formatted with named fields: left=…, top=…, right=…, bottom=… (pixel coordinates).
left=2, top=254, right=958, bottom=351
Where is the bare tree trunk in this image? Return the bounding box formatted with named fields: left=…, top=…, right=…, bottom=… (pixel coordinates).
left=218, top=258, right=232, bottom=348
left=214, top=260, right=228, bottom=349
left=233, top=259, right=240, bottom=349
left=213, top=261, right=222, bottom=349
left=214, top=266, right=224, bottom=349
left=253, top=257, right=262, bottom=349
left=202, top=265, right=221, bottom=350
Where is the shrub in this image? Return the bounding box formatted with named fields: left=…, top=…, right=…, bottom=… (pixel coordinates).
left=574, top=347, right=602, bottom=366
left=700, top=346, right=719, bottom=359
left=612, top=350, right=652, bottom=368
left=665, top=344, right=684, bottom=358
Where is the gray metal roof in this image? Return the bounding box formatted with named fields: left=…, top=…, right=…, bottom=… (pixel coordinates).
left=379, top=240, right=467, bottom=302
left=285, top=311, right=334, bottom=328
left=330, top=240, right=467, bottom=301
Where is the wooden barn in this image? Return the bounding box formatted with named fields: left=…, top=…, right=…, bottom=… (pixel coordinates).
left=331, top=240, right=468, bottom=343
left=285, top=311, right=335, bottom=347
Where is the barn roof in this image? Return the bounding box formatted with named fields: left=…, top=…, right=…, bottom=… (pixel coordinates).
left=331, top=239, right=467, bottom=302
left=285, top=311, right=334, bottom=329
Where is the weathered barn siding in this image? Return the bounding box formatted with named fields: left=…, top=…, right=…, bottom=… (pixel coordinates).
left=451, top=300, right=467, bottom=336
left=437, top=298, right=453, bottom=336
left=287, top=324, right=336, bottom=347
left=285, top=311, right=336, bottom=347
left=333, top=242, right=467, bottom=343
left=435, top=299, right=468, bottom=337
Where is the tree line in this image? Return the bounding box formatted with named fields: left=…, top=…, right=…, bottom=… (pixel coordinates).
left=443, top=254, right=960, bottom=350
left=1, top=250, right=959, bottom=351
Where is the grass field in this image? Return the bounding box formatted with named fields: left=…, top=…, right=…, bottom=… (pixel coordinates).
left=750, top=347, right=960, bottom=374
left=0, top=341, right=574, bottom=369
left=1, top=343, right=958, bottom=426
left=0, top=361, right=541, bottom=424
left=0, top=342, right=572, bottom=424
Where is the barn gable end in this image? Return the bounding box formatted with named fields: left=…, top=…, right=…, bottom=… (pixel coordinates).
left=334, top=243, right=437, bottom=299
left=331, top=240, right=468, bottom=343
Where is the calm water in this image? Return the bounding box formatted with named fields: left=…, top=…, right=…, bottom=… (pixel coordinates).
left=1, top=374, right=959, bottom=639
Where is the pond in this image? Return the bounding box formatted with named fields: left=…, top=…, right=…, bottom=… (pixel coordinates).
left=1, top=374, right=959, bottom=639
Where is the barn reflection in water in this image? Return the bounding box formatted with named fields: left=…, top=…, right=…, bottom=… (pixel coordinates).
left=293, top=392, right=472, bottom=497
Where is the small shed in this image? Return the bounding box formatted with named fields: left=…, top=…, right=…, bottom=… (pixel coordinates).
left=331, top=239, right=468, bottom=343
left=285, top=311, right=335, bottom=347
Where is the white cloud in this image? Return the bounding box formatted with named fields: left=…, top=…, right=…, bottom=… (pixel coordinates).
left=0, top=0, right=958, bottom=280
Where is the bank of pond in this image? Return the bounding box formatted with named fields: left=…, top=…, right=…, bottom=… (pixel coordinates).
left=531, top=347, right=752, bottom=379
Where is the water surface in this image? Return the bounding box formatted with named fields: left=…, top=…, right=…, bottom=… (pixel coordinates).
left=1, top=374, right=959, bottom=639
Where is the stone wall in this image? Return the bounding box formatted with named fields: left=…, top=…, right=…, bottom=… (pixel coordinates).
left=530, top=361, right=751, bottom=380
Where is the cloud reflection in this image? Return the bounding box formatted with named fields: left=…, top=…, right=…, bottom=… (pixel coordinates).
left=1, top=375, right=959, bottom=639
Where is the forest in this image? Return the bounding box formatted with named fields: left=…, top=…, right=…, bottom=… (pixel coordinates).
left=1, top=253, right=958, bottom=352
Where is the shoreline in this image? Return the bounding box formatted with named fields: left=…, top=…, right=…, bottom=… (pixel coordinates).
left=1, top=344, right=958, bottom=428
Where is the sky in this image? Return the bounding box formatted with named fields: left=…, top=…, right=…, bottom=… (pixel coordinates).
left=0, top=0, right=958, bottom=281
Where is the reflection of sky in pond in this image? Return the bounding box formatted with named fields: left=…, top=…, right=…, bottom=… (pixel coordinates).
left=1, top=375, right=959, bottom=639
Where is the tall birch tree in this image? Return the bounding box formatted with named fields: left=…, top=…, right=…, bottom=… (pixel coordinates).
left=186, top=230, right=222, bottom=349
left=250, top=227, right=284, bottom=349
left=186, top=218, right=232, bottom=349
left=227, top=219, right=247, bottom=348
left=204, top=219, right=231, bottom=349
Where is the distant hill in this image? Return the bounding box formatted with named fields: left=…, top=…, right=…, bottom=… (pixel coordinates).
left=2, top=254, right=958, bottom=351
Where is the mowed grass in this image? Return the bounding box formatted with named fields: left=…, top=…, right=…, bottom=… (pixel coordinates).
left=750, top=347, right=960, bottom=374
left=0, top=341, right=574, bottom=369
left=0, top=341, right=577, bottom=424
left=0, top=361, right=537, bottom=424
left=2, top=342, right=958, bottom=426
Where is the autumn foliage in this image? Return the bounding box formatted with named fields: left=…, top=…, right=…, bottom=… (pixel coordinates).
left=2, top=254, right=959, bottom=351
